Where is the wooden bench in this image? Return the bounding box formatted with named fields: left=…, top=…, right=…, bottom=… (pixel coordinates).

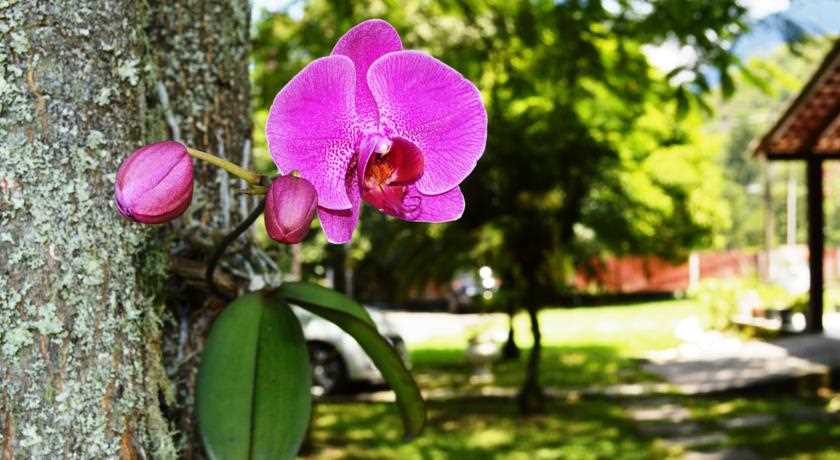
left=732, top=308, right=804, bottom=333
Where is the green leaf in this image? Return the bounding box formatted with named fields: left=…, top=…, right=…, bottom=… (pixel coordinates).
left=718, top=65, right=735, bottom=99
left=197, top=293, right=311, bottom=460
left=273, top=282, right=426, bottom=439
left=674, top=86, right=690, bottom=119
left=739, top=64, right=771, bottom=95
left=278, top=281, right=375, bottom=326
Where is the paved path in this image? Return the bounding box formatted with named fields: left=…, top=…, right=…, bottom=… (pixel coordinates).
left=377, top=311, right=840, bottom=459
left=643, top=331, right=840, bottom=394
left=624, top=397, right=767, bottom=459
left=384, top=311, right=507, bottom=345
left=385, top=311, right=840, bottom=396
left=622, top=394, right=840, bottom=460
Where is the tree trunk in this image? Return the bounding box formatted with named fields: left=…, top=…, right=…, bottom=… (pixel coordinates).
left=517, top=301, right=546, bottom=414
left=500, top=304, right=520, bottom=360
left=147, top=2, right=254, bottom=456
left=328, top=244, right=348, bottom=295
left=0, top=1, right=251, bottom=457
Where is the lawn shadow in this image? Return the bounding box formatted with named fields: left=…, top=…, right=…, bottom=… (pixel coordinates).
left=308, top=396, right=670, bottom=460
left=676, top=394, right=840, bottom=459
left=304, top=343, right=671, bottom=459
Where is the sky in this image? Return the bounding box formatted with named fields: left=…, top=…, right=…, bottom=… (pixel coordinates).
left=734, top=0, right=840, bottom=57
left=252, top=0, right=301, bottom=20
left=642, top=0, right=840, bottom=73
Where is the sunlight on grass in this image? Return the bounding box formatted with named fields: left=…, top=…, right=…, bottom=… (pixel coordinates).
left=404, top=300, right=708, bottom=353
left=512, top=300, right=708, bottom=352
left=465, top=428, right=512, bottom=449
left=409, top=299, right=706, bottom=392
left=307, top=300, right=840, bottom=459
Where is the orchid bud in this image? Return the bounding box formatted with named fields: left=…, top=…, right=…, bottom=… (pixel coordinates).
left=115, top=140, right=194, bottom=224
left=264, top=175, right=318, bottom=244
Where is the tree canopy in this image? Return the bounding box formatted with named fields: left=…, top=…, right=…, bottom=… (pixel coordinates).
left=251, top=0, right=779, bottom=303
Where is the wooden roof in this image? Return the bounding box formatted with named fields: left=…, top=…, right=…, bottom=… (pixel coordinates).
left=757, top=40, right=840, bottom=158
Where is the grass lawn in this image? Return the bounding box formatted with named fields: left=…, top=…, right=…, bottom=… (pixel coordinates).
left=305, top=299, right=840, bottom=460
left=307, top=399, right=668, bottom=460
left=411, top=299, right=704, bottom=392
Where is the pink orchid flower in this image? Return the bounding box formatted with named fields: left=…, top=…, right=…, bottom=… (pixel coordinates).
left=266, top=19, right=487, bottom=244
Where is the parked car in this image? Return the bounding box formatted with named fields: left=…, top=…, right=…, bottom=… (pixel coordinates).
left=292, top=305, right=409, bottom=395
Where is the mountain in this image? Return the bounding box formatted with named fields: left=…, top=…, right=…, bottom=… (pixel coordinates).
left=735, top=0, right=840, bottom=58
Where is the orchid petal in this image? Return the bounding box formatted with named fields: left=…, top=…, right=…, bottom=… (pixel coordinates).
left=332, top=19, right=402, bottom=128
left=130, top=180, right=193, bottom=224
left=367, top=51, right=487, bottom=195
left=266, top=55, right=358, bottom=210
left=319, top=139, right=366, bottom=245
left=317, top=176, right=362, bottom=244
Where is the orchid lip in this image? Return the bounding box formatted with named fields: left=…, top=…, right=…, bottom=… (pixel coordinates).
left=359, top=136, right=425, bottom=217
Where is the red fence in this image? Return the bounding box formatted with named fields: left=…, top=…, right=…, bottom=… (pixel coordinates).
left=574, top=255, right=694, bottom=293
left=574, top=246, right=839, bottom=293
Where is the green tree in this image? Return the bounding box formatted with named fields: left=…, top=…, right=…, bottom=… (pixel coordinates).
left=251, top=0, right=791, bottom=414
left=709, top=38, right=834, bottom=249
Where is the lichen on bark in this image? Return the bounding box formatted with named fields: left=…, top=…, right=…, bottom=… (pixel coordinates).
left=0, top=0, right=252, bottom=457
left=145, top=1, right=257, bottom=456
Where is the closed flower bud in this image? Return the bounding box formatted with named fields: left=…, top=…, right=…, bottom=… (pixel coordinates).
left=115, top=140, right=194, bottom=224
left=264, top=175, right=318, bottom=244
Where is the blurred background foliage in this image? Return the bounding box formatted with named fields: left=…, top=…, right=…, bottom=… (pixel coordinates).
left=250, top=0, right=818, bottom=307
left=709, top=39, right=839, bottom=250
left=245, top=0, right=839, bottom=421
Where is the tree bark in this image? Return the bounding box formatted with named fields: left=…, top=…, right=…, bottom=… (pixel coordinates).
left=0, top=1, right=251, bottom=457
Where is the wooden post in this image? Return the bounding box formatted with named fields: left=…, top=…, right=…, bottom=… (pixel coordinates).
left=762, top=158, right=774, bottom=280
left=807, top=157, right=824, bottom=333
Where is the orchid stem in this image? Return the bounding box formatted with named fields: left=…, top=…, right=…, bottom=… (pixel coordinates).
left=237, top=185, right=268, bottom=196
left=206, top=198, right=266, bottom=298
left=187, top=147, right=263, bottom=186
